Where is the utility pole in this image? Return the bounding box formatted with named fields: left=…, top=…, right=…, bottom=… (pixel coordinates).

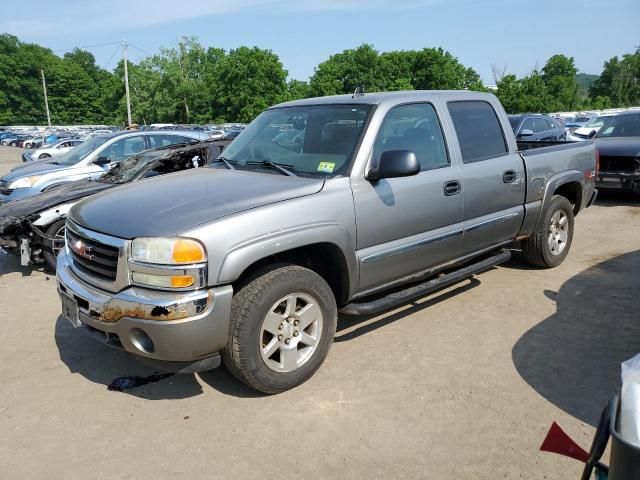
left=122, top=39, right=132, bottom=127
left=40, top=69, right=51, bottom=128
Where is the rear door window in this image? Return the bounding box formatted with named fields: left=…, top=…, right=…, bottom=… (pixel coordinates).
left=100, top=136, right=147, bottom=162
left=148, top=134, right=198, bottom=149
left=447, top=101, right=508, bottom=163
left=534, top=118, right=550, bottom=133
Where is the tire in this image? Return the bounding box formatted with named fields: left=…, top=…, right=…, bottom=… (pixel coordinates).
left=43, top=219, right=66, bottom=272
left=522, top=195, right=574, bottom=268
left=38, top=153, right=51, bottom=159
left=223, top=264, right=337, bottom=394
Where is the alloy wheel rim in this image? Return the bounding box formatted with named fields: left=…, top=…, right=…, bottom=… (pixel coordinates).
left=259, top=292, right=323, bottom=373
left=52, top=226, right=66, bottom=257
left=548, top=210, right=569, bottom=256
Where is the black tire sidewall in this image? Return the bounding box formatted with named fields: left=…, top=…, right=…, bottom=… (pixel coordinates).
left=228, top=265, right=337, bottom=393
left=540, top=196, right=574, bottom=267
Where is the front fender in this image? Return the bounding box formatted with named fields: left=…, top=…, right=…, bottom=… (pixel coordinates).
left=217, top=222, right=358, bottom=298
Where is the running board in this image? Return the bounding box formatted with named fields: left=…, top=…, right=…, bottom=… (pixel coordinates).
left=339, top=250, right=511, bottom=316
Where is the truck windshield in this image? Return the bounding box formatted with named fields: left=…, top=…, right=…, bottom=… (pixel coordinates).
left=219, top=104, right=372, bottom=177
left=56, top=136, right=110, bottom=165
left=595, top=113, right=640, bottom=138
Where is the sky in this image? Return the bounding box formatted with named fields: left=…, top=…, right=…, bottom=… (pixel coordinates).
left=1, top=0, right=639, bottom=84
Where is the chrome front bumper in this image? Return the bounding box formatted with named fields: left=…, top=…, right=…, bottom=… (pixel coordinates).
left=56, top=251, right=233, bottom=370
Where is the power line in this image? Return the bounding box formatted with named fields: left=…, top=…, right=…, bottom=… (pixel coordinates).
left=103, top=43, right=122, bottom=70
left=53, top=41, right=120, bottom=53
left=127, top=42, right=153, bottom=57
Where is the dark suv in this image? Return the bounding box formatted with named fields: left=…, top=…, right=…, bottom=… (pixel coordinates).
left=508, top=114, right=566, bottom=141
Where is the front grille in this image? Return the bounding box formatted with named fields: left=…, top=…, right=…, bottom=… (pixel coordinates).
left=66, top=227, right=119, bottom=281
left=0, top=180, right=13, bottom=195
left=599, top=156, right=640, bottom=174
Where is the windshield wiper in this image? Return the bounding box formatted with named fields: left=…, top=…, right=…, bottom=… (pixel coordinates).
left=213, top=156, right=236, bottom=170
left=246, top=160, right=297, bottom=177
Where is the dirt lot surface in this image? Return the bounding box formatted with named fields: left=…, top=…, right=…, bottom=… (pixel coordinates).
left=1, top=145, right=639, bottom=479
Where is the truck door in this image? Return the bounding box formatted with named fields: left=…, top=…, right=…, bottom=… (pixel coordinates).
left=446, top=101, right=525, bottom=255
left=353, top=102, right=464, bottom=293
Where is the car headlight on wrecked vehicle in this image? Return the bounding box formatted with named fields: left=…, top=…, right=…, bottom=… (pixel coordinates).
left=129, top=237, right=207, bottom=290
left=9, top=175, right=40, bottom=189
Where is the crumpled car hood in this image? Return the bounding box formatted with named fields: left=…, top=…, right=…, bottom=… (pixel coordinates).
left=0, top=180, right=112, bottom=235
left=69, top=168, right=325, bottom=239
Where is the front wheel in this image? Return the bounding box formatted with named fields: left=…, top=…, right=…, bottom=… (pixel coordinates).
left=223, top=264, right=337, bottom=394
left=38, top=153, right=51, bottom=159
left=43, top=219, right=66, bottom=272
left=522, top=195, right=574, bottom=268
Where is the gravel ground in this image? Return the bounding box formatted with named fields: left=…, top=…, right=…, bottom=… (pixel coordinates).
left=1, top=145, right=639, bottom=479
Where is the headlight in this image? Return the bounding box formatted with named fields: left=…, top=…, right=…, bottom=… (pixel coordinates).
left=129, top=238, right=207, bottom=290
left=131, top=237, right=206, bottom=265
left=9, top=176, right=40, bottom=189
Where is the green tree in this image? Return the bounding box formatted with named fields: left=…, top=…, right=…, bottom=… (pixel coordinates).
left=590, top=48, right=640, bottom=107
left=210, top=46, right=288, bottom=122
left=412, top=48, right=483, bottom=90
left=542, top=54, right=579, bottom=110
left=286, top=79, right=312, bottom=100
left=310, top=44, right=384, bottom=96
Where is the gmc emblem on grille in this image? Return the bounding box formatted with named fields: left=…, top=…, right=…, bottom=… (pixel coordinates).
left=71, top=240, right=94, bottom=260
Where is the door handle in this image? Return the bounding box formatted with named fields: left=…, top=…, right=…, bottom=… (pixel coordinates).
left=443, top=180, right=461, bottom=196
left=503, top=170, right=517, bottom=183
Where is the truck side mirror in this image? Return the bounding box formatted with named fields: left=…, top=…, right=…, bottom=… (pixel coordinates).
left=367, top=150, right=420, bottom=181
left=519, top=129, right=534, bottom=137
left=93, top=156, right=111, bottom=166
left=588, top=130, right=597, bottom=139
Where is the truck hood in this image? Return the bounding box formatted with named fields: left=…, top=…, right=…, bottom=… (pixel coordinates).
left=69, top=168, right=325, bottom=239
left=2, top=161, right=69, bottom=181
left=593, top=138, right=640, bottom=158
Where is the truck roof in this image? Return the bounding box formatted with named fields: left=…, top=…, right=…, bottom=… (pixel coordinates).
left=272, top=90, right=496, bottom=109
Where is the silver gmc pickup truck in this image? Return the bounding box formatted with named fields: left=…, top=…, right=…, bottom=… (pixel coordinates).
left=56, top=91, right=597, bottom=393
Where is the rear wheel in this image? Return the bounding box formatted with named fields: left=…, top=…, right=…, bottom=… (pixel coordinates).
left=43, top=219, right=66, bottom=272
left=522, top=195, right=574, bottom=268
left=223, top=264, right=337, bottom=394
left=38, top=153, right=51, bottom=159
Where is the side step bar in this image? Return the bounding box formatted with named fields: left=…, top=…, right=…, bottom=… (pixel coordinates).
left=339, top=249, right=512, bottom=316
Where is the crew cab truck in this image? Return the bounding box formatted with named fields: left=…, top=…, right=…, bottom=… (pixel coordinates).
left=56, top=91, right=597, bottom=393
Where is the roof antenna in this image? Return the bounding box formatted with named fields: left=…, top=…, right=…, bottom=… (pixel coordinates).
left=352, top=86, right=365, bottom=98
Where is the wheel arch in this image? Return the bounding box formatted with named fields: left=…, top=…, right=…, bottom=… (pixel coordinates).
left=219, top=232, right=357, bottom=307
left=542, top=171, right=584, bottom=219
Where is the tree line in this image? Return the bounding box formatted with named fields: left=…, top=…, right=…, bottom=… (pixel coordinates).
left=1, top=33, right=638, bottom=126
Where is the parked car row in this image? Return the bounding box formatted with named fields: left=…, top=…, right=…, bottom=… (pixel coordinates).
left=1, top=130, right=209, bottom=203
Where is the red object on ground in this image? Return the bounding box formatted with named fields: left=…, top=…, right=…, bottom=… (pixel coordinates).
left=540, top=422, right=590, bottom=463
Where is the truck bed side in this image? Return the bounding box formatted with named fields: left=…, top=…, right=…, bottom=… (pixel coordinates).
left=517, top=141, right=597, bottom=237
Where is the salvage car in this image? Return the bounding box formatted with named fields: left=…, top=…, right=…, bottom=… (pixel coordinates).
left=0, top=130, right=208, bottom=203
left=593, top=111, right=640, bottom=192
left=566, top=113, right=615, bottom=141
left=56, top=91, right=597, bottom=393
left=0, top=141, right=215, bottom=271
